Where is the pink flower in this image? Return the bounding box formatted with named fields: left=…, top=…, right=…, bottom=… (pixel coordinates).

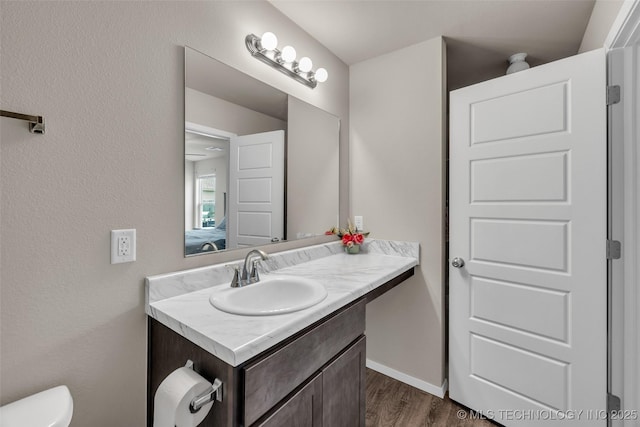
left=352, top=233, right=364, bottom=245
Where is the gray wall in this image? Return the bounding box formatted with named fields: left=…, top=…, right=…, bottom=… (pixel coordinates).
left=0, top=1, right=348, bottom=425
left=579, top=0, right=625, bottom=52
left=350, top=37, right=447, bottom=389
left=287, top=97, right=340, bottom=239
left=186, top=87, right=287, bottom=136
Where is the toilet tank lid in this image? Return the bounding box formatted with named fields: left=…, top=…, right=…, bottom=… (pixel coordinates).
left=0, top=385, right=73, bottom=427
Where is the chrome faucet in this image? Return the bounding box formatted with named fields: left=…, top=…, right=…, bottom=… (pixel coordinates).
left=230, top=249, right=269, bottom=287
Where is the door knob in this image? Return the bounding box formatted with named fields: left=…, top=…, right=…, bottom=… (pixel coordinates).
left=451, top=257, right=465, bottom=268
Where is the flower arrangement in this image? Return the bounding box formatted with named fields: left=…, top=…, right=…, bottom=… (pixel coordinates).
left=326, top=220, right=370, bottom=254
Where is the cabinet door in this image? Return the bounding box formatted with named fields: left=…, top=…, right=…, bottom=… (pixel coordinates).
left=322, top=336, right=366, bottom=427
left=254, top=373, right=323, bottom=427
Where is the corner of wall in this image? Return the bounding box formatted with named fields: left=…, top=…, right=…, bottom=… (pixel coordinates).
left=579, top=0, right=625, bottom=53
left=351, top=36, right=447, bottom=389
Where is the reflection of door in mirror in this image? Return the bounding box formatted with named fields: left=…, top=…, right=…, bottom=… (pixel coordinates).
left=228, top=130, right=285, bottom=249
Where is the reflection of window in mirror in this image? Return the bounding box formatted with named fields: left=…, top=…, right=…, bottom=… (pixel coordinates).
left=197, top=175, right=216, bottom=228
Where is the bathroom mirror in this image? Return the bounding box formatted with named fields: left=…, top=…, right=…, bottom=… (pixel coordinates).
left=185, top=46, right=339, bottom=256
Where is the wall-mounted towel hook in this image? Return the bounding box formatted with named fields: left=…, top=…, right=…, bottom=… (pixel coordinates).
left=184, top=360, right=223, bottom=413
left=1, top=110, right=45, bottom=134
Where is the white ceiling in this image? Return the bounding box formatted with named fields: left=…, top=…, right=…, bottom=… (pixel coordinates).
left=185, top=132, right=228, bottom=162
left=270, top=0, right=596, bottom=89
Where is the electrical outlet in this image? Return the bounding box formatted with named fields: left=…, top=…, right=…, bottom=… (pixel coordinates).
left=111, top=229, right=136, bottom=264
left=118, top=235, right=131, bottom=256
left=354, top=216, right=364, bottom=231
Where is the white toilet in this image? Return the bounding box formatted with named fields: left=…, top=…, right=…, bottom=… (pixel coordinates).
left=0, top=385, right=73, bottom=427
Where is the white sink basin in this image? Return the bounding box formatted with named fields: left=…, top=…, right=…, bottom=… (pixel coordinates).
left=209, top=275, right=328, bottom=316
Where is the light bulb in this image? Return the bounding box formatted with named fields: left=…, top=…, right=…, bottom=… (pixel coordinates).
left=260, top=32, right=278, bottom=51
left=281, top=46, right=296, bottom=63
left=314, top=68, right=328, bottom=83
left=298, top=57, right=313, bottom=73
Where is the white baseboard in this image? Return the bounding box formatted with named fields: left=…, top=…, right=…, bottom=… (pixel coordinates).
left=366, top=359, right=448, bottom=398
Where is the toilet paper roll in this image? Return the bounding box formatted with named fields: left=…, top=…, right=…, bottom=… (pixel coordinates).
left=153, top=367, right=214, bottom=427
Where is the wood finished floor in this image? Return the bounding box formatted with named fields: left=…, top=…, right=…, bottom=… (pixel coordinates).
left=366, top=369, right=498, bottom=427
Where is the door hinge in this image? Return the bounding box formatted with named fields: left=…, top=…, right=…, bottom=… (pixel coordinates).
left=607, top=85, right=621, bottom=105
left=608, top=393, right=621, bottom=413
left=607, top=240, right=622, bottom=260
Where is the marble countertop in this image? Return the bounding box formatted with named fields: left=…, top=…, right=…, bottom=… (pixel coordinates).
left=145, top=240, right=419, bottom=366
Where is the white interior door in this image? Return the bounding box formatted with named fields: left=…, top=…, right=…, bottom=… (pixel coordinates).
left=449, top=49, right=607, bottom=425
left=228, top=130, right=285, bottom=249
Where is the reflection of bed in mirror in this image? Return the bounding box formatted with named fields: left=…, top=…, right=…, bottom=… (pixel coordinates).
left=185, top=217, right=227, bottom=255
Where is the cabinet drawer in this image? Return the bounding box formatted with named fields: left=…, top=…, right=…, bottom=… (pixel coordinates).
left=243, top=299, right=365, bottom=425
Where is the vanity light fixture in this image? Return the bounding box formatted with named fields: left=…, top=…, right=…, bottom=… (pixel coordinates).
left=245, top=32, right=328, bottom=89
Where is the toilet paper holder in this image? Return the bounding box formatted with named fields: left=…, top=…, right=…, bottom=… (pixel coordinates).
left=184, top=360, right=223, bottom=413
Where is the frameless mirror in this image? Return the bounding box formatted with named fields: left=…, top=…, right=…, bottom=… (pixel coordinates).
left=185, top=47, right=339, bottom=257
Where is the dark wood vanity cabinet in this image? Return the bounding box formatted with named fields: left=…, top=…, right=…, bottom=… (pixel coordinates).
left=147, top=268, right=414, bottom=427
left=148, top=299, right=367, bottom=427
left=254, top=337, right=366, bottom=427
